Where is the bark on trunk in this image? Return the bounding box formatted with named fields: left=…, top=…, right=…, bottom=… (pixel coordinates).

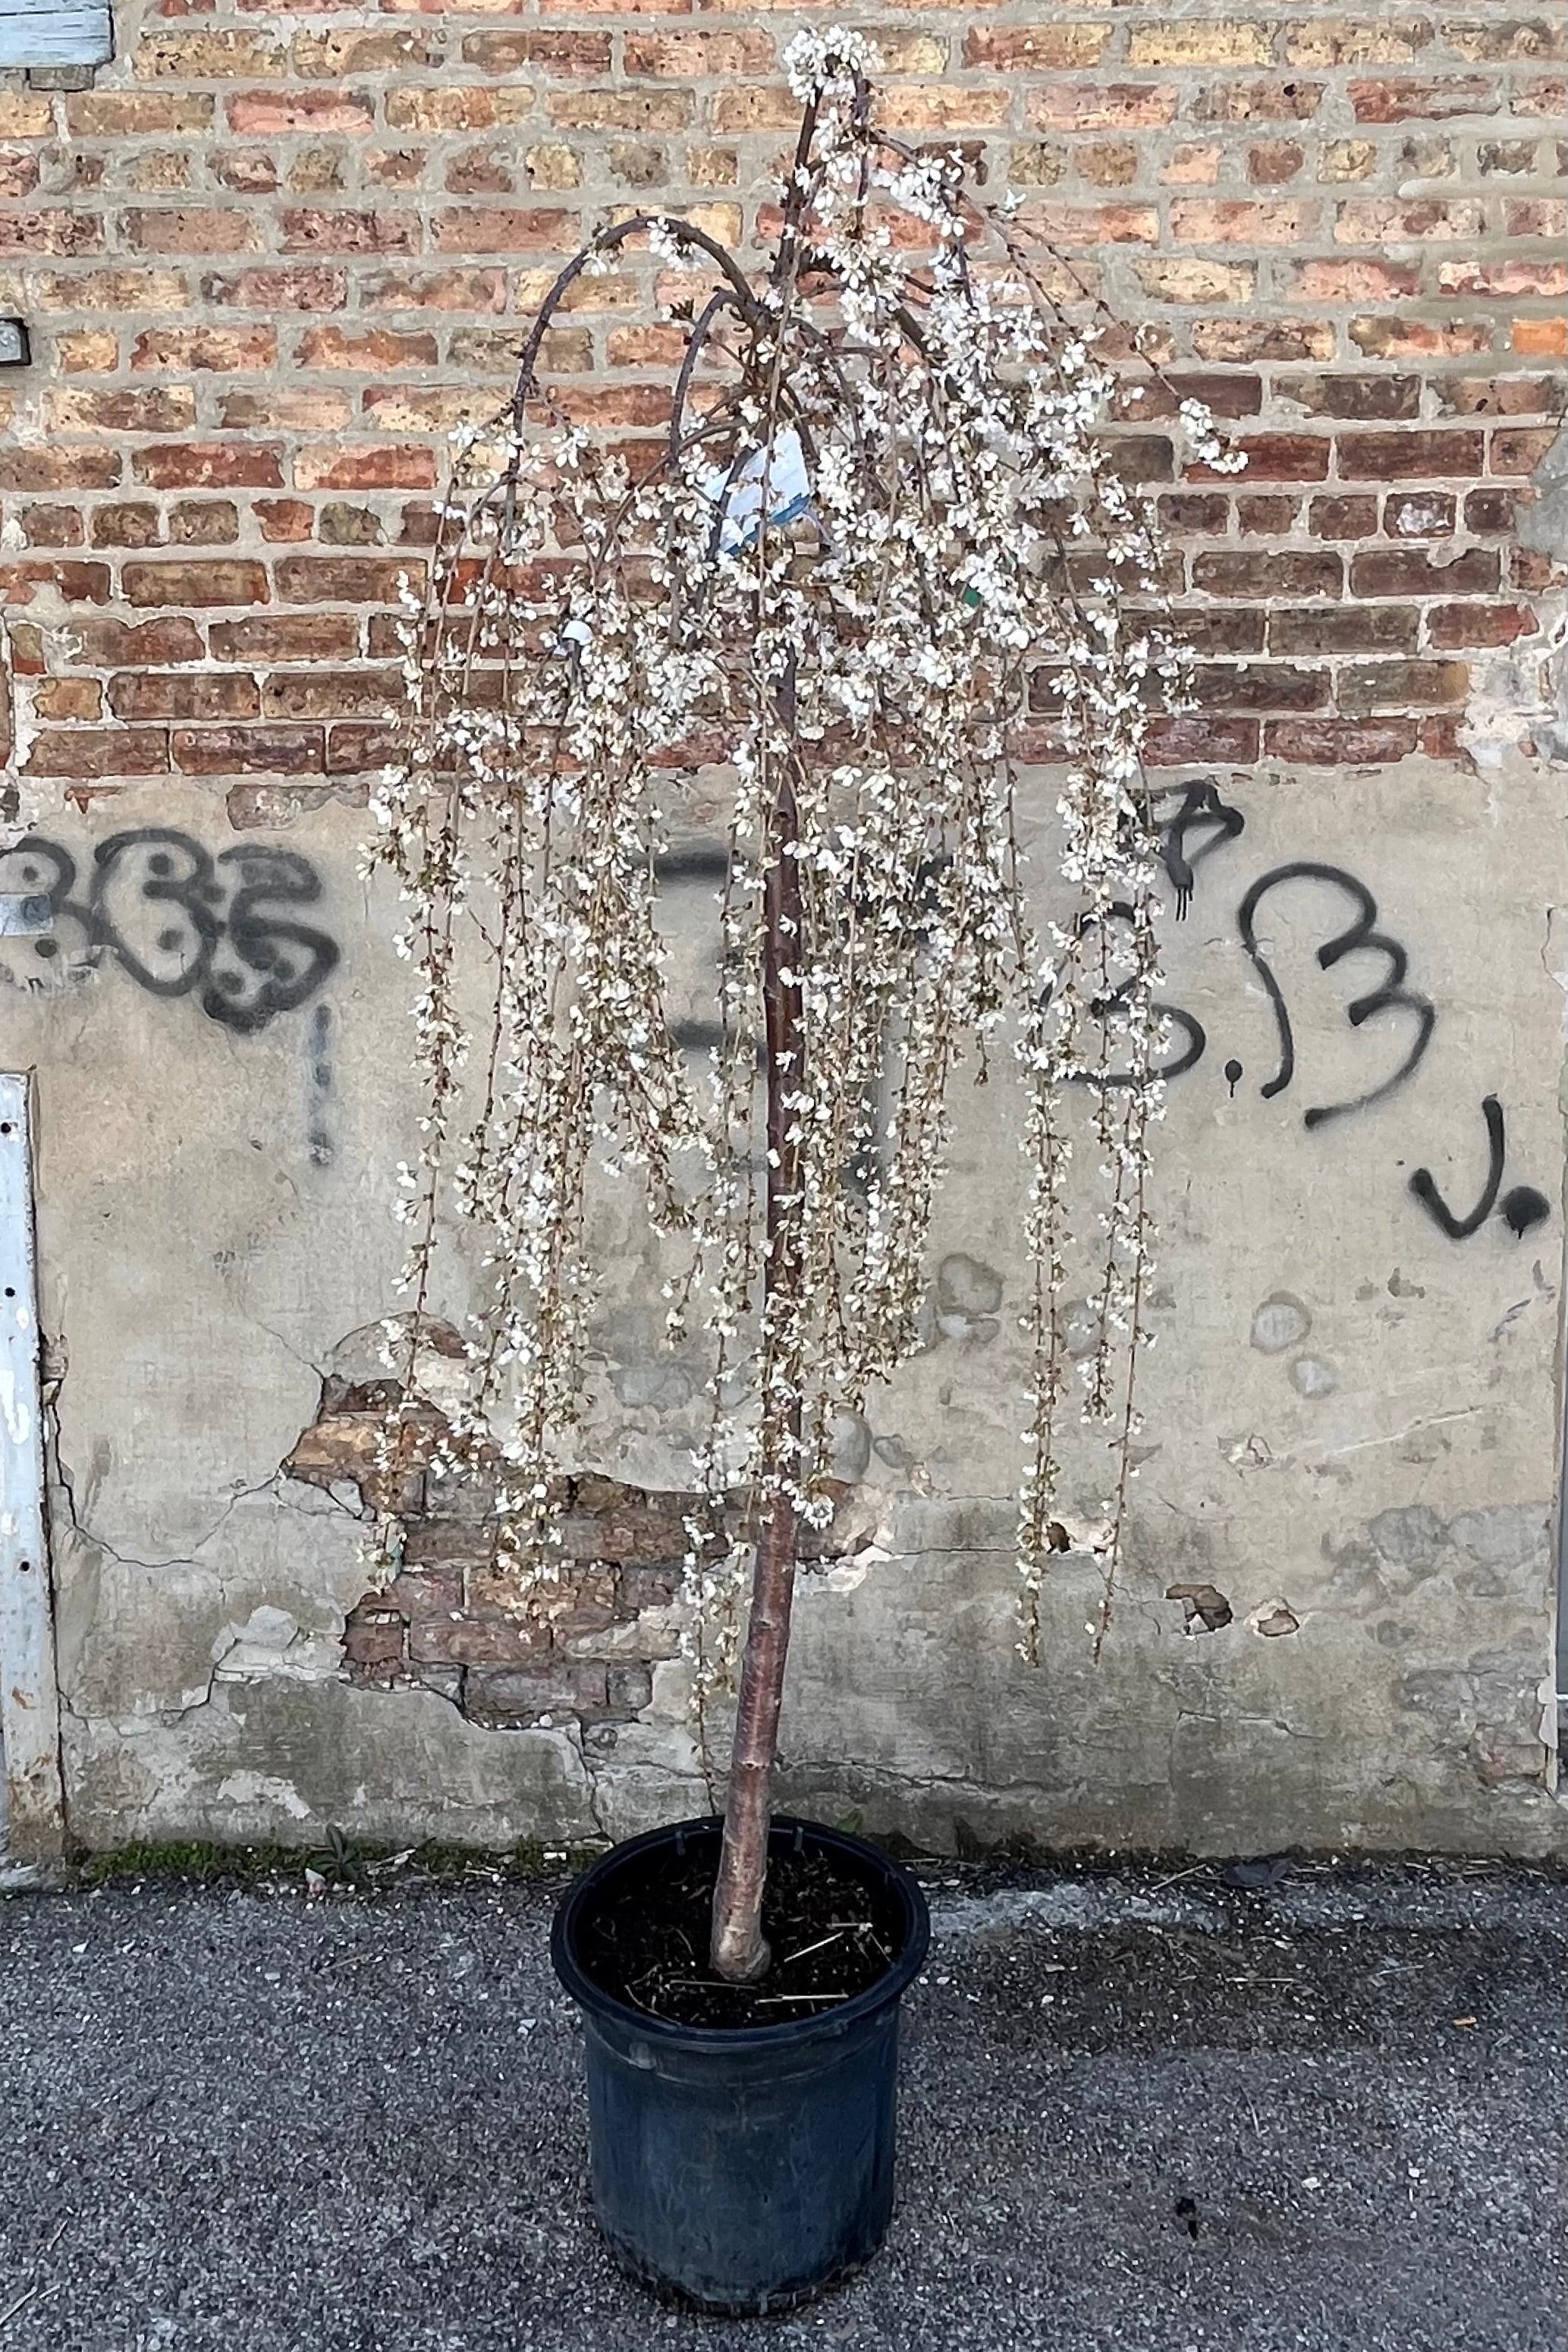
left=711, top=762, right=804, bottom=1984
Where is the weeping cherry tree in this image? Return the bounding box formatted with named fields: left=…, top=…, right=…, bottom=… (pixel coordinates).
left=371, top=31, right=1233, bottom=1985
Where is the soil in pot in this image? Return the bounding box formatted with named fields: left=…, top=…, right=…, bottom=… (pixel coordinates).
left=574, top=1841, right=910, bottom=2028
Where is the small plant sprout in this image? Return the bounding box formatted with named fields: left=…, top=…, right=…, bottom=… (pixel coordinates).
left=372, top=33, right=1221, bottom=1985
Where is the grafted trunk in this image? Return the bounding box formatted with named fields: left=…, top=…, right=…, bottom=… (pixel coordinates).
left=711, top=764, right=804, bottom=1984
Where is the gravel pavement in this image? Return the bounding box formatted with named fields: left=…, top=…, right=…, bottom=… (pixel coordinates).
left=0, top=1854, right=1562, bottom=2352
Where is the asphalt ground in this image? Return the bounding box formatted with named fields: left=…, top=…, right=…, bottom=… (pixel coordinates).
left=0, top=1854, right=1562, bottom=2352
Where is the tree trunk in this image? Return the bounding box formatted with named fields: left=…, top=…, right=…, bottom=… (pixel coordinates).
left=711, top=761, right=804, bottom=1984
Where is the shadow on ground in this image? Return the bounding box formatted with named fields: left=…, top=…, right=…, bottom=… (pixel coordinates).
left=0, top=1857, right=1562, bottom=2350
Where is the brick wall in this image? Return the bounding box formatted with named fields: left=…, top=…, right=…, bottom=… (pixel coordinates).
left=0, top=2, right=1563, bottom=800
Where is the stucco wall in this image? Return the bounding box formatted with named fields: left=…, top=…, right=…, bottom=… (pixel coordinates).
left=3, top=747, right=1564, bottom=1861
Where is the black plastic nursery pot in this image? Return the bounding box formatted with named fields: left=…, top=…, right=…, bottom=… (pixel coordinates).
left=549, top=1813, right=931, bottom=2315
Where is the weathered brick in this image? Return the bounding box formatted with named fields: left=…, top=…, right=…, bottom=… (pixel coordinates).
left=1195, top=551, right=1343, bottom=599
left=1337, top=659, right=1469, bottom=714
left=280, top=210, right=418, bottom=256
left=201, top=266, right=347, bottom=315
left=68, top=616, right=205, bottom=666
left=1427, top=602, right=1536, bottom=649
left=1280, top=374, right=1421, bottom=421
left=261, top=668, right=401, bottom=719
left=961, top=24, right=1108, bottom=70
left=276, top=556, right=416, bottom=604
left=1026, top=85, right=1179, bottom=132
left=211, top=614, right=359, bottom=663
left=1350, top=546, right=1500, bottom=596
left=133, top=443, right=285, bottom=489
left=1266, top=717, right=1418, bottom=763
left=0, top=211, right=102, bottom=257
left=1190, top=433, right=1329, bottom=482
left=46, top=388, right=196, bottom=436
left=124, top=558, right=270, bottom=608
left=228, top=90, right=376, bottom=136
left=1337, top=429, right=1486, bottom=480
left=25, top=727, right=170, bottom=778
left=1129, top=23, right=1271, bottom=66
left=131, top=326, right=276, bottom=373
left=1384, top=492, right=1456, bottom=538
left=171, top=723, right=324, bottom=775
left=292, top=445, right=437, bottom=492
left=108, top=671, right=260, bottom=721
left=1349, top=77, right=1498, bottom=123
left=136, top=29, right=287, bottom=79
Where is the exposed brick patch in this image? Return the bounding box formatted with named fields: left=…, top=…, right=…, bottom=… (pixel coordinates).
left=284, top=1366, right=693, bottom=1731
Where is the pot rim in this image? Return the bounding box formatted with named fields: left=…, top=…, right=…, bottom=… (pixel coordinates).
left=550, top=1812, right=931, bottom=2050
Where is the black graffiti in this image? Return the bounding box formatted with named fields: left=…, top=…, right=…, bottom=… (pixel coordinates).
left=1057, top=899, right=1207, bottom=1087
left=1157, top=780, right=1246, bottom=920
left=0, top=830, right=338, bottom=1033
left=1409, top=1096, right=1552, bottom=1243
left=1236, top=863, right=1436, bottom=1130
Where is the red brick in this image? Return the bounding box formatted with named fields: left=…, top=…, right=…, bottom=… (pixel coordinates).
left=292, top=445, right=437, bottom=491
left=227, top=90, right=375, bottom=135
left=1309, top=495, right=1380, bottom=539
left=1145, top=715, right=1261, bottom=763
left=1279, top=373, right=1421, bottom=420
left=211, top=615, right=359, bottom=662
left=133, top=443, right=285, bottom=489
left=960, top=25, right=1109, bottom=70
left=1269, top=605, right=1420, bottom=656
left=275, top=556, right=416, bottom=603
left=1434, top=258, right=1566, bottom=297
left=1491, top=426, right=1562, bottom=474
left=1337, top=429, right=1486, bottom=480
left=1350, top=547, right=1500, bottom=597
left=131, top=326, right=276, bottom=372
left=0, top=448, right=121, bottom=492
left=24, top=728, right=170, bottom=778
left=1349, top=77, right=1498, bottom=123
left=0, top=560, right=112, bottom=606
left=1427, top=602, right=1536, bottom=649
left=68, top=616, right=205, bottom=665
left=1265, top=718, right=1418, bottom=763
left=280, top=210, right=419, bottom=255
left=1193, top=551, right=1343, bottom=599
left=91, top=503, right=162, bottom=549
left=1026, top=85, right=1180, bottom=131
left=1464, top=489, right=1518, bottom=534
left=1189, top=433, right=1329, bottom=482
left=433, top=207, right=577, bottom=253
left=203, top=266, right=348, bottom=310
left=171, top=723, right=324, bottom=775
left=1191, top=665, right=1331, bottom=712
left=295, top=325, right=438, bottom=369
left=1337, top=659, right=1469, bottom=714
left=1384, top=491, right=1456, bottom=538
left=255, top=500, right=316, bottom=543
left=462, top=30, right=611, bottom=73
left=123, top=559, right=270, bottom=607
left=262, top=668, right=402, bottom=718
left=108, top=671, right=260, bottom=720
left=0, top=211, right=102, bottom=256
left=328, top=721, right=403, bottom=772
left=124, top=209, right=262, bottom=256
